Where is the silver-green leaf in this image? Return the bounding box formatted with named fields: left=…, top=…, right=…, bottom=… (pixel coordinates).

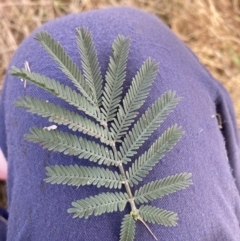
left=126, top=125, right=184, bottom=186
left=111, top=57, right=159, bottom=142
left=68, top=192, right=129, bottom=218
left=120, top=214, right=136, bottom=241
left=11, top=28, right=193, bottom=241
left=35, top=31, right=93, bottom=105
left=15, top=96, right=111, bottom=145
left=45, top=164, right=123, bottom=189
left=102, top=35, right=130, bottom=122
left=10, top=68, right=104, bottom=123
left=76, top=27, right=103, bottom=107
left=119, top=91, right=181, bottom=163
left=139, top=205, right=178, bottom=226
left=134, top=173, right=192, bottom=204
left=25, top=128, right=117, bottom=166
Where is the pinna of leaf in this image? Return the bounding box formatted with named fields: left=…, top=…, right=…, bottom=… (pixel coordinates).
left=10, top=27, right=192, bottom=241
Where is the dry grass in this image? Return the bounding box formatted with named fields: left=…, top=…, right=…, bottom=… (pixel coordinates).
left=0, top=0, right=240, bottom=128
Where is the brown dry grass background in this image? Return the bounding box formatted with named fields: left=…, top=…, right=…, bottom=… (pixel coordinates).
left=0, top=0, right=239, bottom=208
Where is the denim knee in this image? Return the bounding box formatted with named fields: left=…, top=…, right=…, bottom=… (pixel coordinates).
left=1, top=7, right=240, bottom=241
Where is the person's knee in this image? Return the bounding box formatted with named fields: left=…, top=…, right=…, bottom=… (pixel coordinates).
left=4, top=7, right=240, bottom=240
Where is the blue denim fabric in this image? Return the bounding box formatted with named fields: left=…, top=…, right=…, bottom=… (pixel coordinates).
left=1, top=7, right=240, bottom=241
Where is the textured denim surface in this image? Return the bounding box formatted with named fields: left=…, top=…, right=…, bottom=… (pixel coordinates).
left=1, top=7, right=240, bottom=241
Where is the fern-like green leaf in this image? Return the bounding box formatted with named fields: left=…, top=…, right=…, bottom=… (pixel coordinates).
left=35, top=31, right=94, bottom=105
left=119, top=91, right=181, bottom=162
left=76, top=28, right=103, bottom=107
left=120, top=214, right=136, bottom=241
left=10, top=68, right=105, bottom=124
left=15, top=96, right=111, bottom=145
left=44, top=164, right=122, bottom=189
left=11, top=29, right=193, bottom=241
left=134, top=173, right=192, bottom=204
left=25, top=128, right=118, bottom=166
left=139, top=205, right=178, bottom=226
left=102, top=35, right=130, bottom=122
left=111, top=58, right=159, bottom=142
left=126, top=125, right=184, bottom=186
left=68, top=192, right=129, bottom=218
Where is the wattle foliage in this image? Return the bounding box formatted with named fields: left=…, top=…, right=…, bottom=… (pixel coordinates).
left=11, top=27, right=192, bottom=241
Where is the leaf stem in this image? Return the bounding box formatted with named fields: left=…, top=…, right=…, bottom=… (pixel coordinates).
left=111, top=143, right=138, bottom=212
left=138, top=216, right=158, bottom=241
left=119, top=163, right=137, bottom=211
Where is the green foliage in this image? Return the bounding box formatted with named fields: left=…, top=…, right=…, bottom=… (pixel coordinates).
left=35, top=31, right=93, bottom=105
left=110, top=57, right=159, bottom=142
left=68, top=192, right=129, bottom=218
left=134, top=173, right=192, bottom=204
left=138, top=205, right=178, bottom=226
left=25, top=127, right=117, bottom=166
left=76, top=28, right=103, bottom=107
left=11, top=27, right=192, bottom=241
left=118, top=91, right=181, bottom=163
left=120, top=214, right=136, bottom=241
left=11, top=67, right=104, bottom=123
left=45, top=165, right=122, bottom=189
left=15, top=96, right=110, bottom=144
left=126, top=125, right=184, bottom=186
left=102, top=35, right=130, bottom=122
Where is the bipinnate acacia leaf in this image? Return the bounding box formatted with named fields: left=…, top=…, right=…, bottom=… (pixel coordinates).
left=126, top=125, right=184, bottom=186
left=139, top=205, right=178, bottom=226
left=119, top=91, right=181, bottom=162
left=120, top=214, right=136, bottom=241
left=15, top=96, right=111, bottom=145
left=134, top=173, right=192, bottom=204
left=68, top=192, right=129, bottom=218
left=35, top=31, right=94, bottom=105
left=44, top=164, right=122, bottom=189
left=102, top=35, right=130, bottom=122
left=25, top=128, right=118, bottom=166
left=11, top=28, right=193, bottom=241
left=76, top=28, right=103, bottom=107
